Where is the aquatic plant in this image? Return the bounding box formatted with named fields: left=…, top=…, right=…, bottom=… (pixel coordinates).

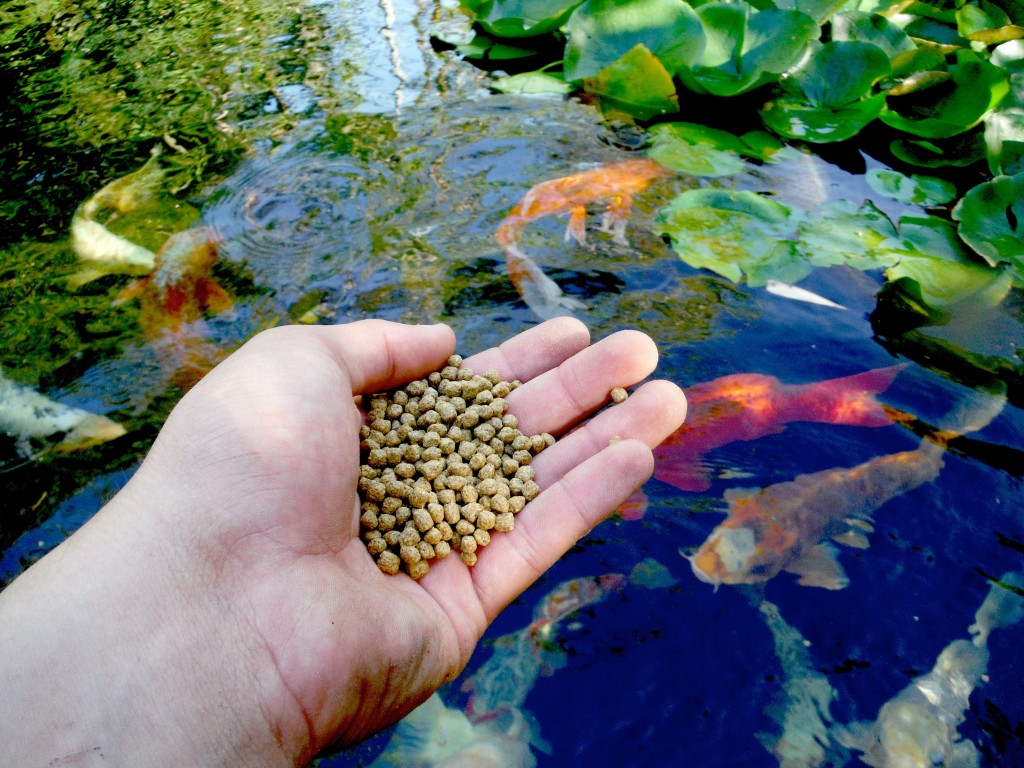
left=450, top=0, right=1024, bottom=313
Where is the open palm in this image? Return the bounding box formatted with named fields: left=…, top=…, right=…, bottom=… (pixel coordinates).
left=1, top=318, right=686, bottom=768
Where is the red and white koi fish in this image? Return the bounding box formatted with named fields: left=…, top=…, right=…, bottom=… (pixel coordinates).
left=687, top=392, right=1005, bottom=590
left=115, top=227, right=233, bottom=390
left=655, top=365, right=907, bottom=494
left=495, top=159, right=670, bottom=319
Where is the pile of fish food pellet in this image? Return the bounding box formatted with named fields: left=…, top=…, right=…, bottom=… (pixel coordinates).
left=358, top=354, right=554, bottom=579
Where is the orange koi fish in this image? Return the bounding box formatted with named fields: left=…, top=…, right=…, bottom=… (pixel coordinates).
left=654, top=365, right=908, bottom=494
left=688, top=392, right=1005, bottom=590
left=495, top=159, right=669, bottom=319
left=115, top=227, right=233, bottom=390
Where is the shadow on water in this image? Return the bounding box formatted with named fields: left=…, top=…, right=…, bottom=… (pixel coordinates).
left=2, top=0, right=1024, bottom=766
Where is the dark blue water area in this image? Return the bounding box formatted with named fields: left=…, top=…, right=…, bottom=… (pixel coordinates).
left=0, top=468, right=131, bottom=585
left=317, top=245, right=1024, bottom=767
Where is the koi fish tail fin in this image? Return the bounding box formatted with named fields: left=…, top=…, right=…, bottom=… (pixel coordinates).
left=503, top=249, right=585, bottom=320
left=928, top=387, right=1007, bottom=450
left=796, top=364, right=909, bottom=427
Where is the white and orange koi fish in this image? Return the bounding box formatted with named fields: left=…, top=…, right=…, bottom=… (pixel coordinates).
left=495, top=159, right=670, bottom=319
left=368, top=693, right=546, bottom=768
left=0, top=368, right=126, bottom=457
left=758, top=599, right=838, bottom=768
left=837, top=639, right=988, bottom=768
left=688, top=391, right=1005, bottom=590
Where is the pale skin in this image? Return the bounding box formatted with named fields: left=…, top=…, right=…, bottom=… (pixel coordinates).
left=0, top=317, right=687, bottom=767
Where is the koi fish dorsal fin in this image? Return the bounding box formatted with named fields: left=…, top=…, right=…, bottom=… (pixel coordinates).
left=784, top=543, right=849, bottom=590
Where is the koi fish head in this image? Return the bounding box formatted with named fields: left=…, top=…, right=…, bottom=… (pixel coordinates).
left=687, top=526, right=759, bottom=588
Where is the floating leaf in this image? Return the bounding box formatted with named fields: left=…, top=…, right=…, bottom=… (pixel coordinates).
left=583, top=44, right=679, bottom=119
left=654, top=188, right=795, bottom=283
left=985, top=109, right=1024, bottom=176
left=770, top=0, right=847, bottom=25
left=455, top=33, right=541, bottom=60
left=877, top=215, right=1003, bottom=308
left=760, top=41, right=890, bottom=142
left=880, top=48, right=1010, bottom=138
left=830, top=10, right=916, bottom=58
left=953, top=173, right=1024, bottom=270
left=795, top=199, right=900, bottom=271
left=865, top=168, right=958, bottom=205
left=677, top=5, right=820, bottom=96
left=647, top=122, right=749, bottom=176
left=790, top=41, right=891, bottom=108
left=890, top=131, right=988, bottom=168
left=563, top=0, right=704, bottom=81
left=761, top=94, right=887, bottom=142
left=491, top=71, right=573, bottom=93
left=469, top=0, right=586, bottom=37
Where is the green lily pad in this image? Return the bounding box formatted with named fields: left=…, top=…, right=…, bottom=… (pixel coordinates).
left=677, top=5, right=820, bottom=96
left=761, top=94, right=887, bottom=142
left=647, top=122, right=749, bottom=176
left=985, top=109, right=1024, bottom=175
left=876, top=215, right=1000, bottom=304
left=563, top=0, right=704, bottom=81
left=491, top=71, right=573, bottom=94
left=796, top=199, right=899, bottom=271
left=953, top=172, right=1024, bottom=269
left=890, top=131, right=988, bottom=168
left=583, top=43, right=679, bottom=119
left=469, top=0, right=586, bottom=37
left=792, top=41, right=891, bottom=108
left=770, top=0, right=847, bottom=25
left=760, top=42, right=890, bottom=142
left=865, top=168, right=958, bottom=205
left=654, top=188, right=795, bottom=283
left=455, top=33, right=541, bottom=60
left=830, top=10, right=916, bottom=59
left=881, top=48, right=1010, bottom=139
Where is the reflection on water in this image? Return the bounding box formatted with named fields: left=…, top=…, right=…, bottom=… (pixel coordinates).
left=2, top=0, right=1024, bottom=766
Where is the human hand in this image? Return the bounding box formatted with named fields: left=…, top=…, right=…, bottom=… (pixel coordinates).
left=0, top=318, right=686, bottom=767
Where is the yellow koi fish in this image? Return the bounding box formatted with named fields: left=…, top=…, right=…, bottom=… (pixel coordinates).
left=495, top=158, right=670, bottom=318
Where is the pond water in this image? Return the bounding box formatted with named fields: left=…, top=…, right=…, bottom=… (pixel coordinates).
left=2, top=1, right=1024, bottom=767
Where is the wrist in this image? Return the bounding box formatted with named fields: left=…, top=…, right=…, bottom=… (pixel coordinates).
left=0, top=477, right=295, bottom=768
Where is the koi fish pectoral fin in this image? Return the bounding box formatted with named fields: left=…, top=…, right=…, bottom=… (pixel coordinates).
left=784, top=543, right=849, bottom=590
left=565, top=205, right=588, bottom=247
left=831, top=528, right=871, bottom=549
left=504, top=250, right=585, bottom=320
left=598, top=209, right=630, bottom=245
